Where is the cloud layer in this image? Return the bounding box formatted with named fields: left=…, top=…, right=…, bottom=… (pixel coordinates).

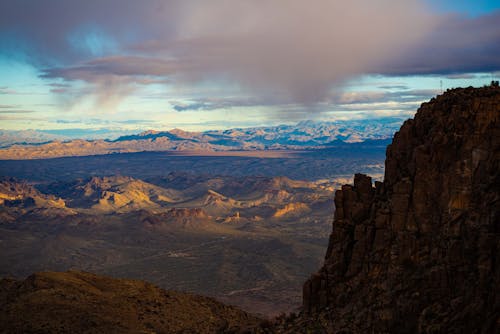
left=1, top=0, right=499, bottom=108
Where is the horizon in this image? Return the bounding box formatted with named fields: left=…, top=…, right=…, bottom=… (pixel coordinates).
left=1, top=1, right=499, bottom=134
left=0, top=2, right=498, bottom=329
left=1, top=115, right=407, bottom=141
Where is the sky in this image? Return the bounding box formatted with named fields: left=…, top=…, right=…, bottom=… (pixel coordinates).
left=0, top=0, right=499, bottom=136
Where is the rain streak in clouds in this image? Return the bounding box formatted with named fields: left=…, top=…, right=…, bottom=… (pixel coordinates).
left=1, top=0, right=435, bottom=107
left=1, top=0, right=499, bottom=110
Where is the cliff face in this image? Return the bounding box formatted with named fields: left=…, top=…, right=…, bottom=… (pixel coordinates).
left=303, top=86, right=500, bottom=333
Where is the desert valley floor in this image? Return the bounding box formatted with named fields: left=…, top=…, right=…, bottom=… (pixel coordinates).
left=0, top=143, right=386, bottom=316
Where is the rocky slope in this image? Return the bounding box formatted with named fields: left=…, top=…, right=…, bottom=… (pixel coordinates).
left=0, top=271, right=264, bottom=333
left=0, top=178, right=67, bottom=215
left=301, top=86, right=499, bottom=332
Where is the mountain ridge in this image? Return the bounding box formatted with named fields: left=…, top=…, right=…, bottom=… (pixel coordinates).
left=0, top=119, right=401, bottom=160
left=298, top=85, right=500, bottom=333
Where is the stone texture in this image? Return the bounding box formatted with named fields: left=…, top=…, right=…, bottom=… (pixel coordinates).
left=302, top=86, right=500, bottom=333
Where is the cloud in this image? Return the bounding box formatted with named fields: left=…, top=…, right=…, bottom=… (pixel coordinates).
left=169, top=88, right=438, bottom=119
left=170, top=96, right=282, bottom=112
left=47, top=82, right=72, bottom=94
left=0, top=0, right=182, bottom=63
left=0, top=87, right=38, bottom=96
left=0, top=115, right=45, bottom=121
left=1, top=0, right=436, bottom=106
left=321, top=88, right=440, bottom=117
left=374, top=11, right=500, bottom=75
left=377, top=85, right=410, bottom=90
left=55, top=118, right=154, bottom=125
left=0, top=87, right=18, bottom=95
left=1, top=1, right=499, bottom=110
left=163, top=0, right=436, bottom=103
left=0, top=110, right=36, bottom=114
left=41, top=56, right=175, bottom=106
left=332, top=89, right=439, bottom=105
left=41, top=56, right=180, bottom=81
left=444, top=73, right=478, bottom=80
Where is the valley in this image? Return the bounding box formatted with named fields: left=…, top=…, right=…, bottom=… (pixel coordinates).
left=1, top=0, right=498, bottom=330
left=1, top=87, right=497, bottom=332
left=0, top=172, right=342, bottom=316
left=0, top=126, right=388, bottom=316
left=0, top=141, right=387, bottom=182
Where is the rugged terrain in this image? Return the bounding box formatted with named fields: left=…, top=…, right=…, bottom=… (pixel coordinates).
left=0, top=271, right=264, bottom=333
left=0, top=122, right=389, bottom=317
left=1, top=87, right=497, bottom=332
left=0, top=173, right=339, bottom=315
left=0, top=119, right=400, bottom=159
left=298, top=86, right=500, bottom=333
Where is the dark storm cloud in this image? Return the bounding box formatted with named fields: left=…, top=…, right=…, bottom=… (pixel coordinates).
left=0, top=0, right=181, bottom=62
left=0, top=0, right=435, bottom=105
left=170, top=88, right=439, bottom=112
left=444, top=74, right=478, bottom=80
left=41, top=56, right=182, bottom=81
left=375, top=11, right=500, bottom=75
left=171, top=96, right=285, bottom=112
left=1, top=1, right=499, bottom=107
left=378, top=85, right=411, bottom=90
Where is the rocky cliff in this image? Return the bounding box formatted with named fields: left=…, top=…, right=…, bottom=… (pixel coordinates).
left=302, top=86, right=499, bottom=333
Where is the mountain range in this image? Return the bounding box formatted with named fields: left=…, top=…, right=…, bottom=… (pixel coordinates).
left=0, top=86, right=498, bottom=332
left=0, top=118, right=404, bottom=159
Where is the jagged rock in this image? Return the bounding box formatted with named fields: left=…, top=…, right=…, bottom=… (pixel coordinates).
left=302, top=86, right=500, bottom=333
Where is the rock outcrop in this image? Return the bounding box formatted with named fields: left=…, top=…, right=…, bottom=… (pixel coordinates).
left=0, top=178, right=66, bottom=209
left=303, top=86, right=499, bottom=333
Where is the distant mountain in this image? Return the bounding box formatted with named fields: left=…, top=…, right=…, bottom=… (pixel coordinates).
left=0, top=118, right=404, bottom=159
left=0, top=130, right=67, bottom=148
left=0, top=128, right=141, bottom=147
left=113, top=118, right=403, bottom=147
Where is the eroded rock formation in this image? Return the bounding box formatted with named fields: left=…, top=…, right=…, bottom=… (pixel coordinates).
left=303, top=86, right=499, bottom=333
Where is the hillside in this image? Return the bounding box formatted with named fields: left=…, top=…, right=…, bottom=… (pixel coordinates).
left=295, top=86, right=499, bottom=333
left=0, top=271, right=264, bottom=333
